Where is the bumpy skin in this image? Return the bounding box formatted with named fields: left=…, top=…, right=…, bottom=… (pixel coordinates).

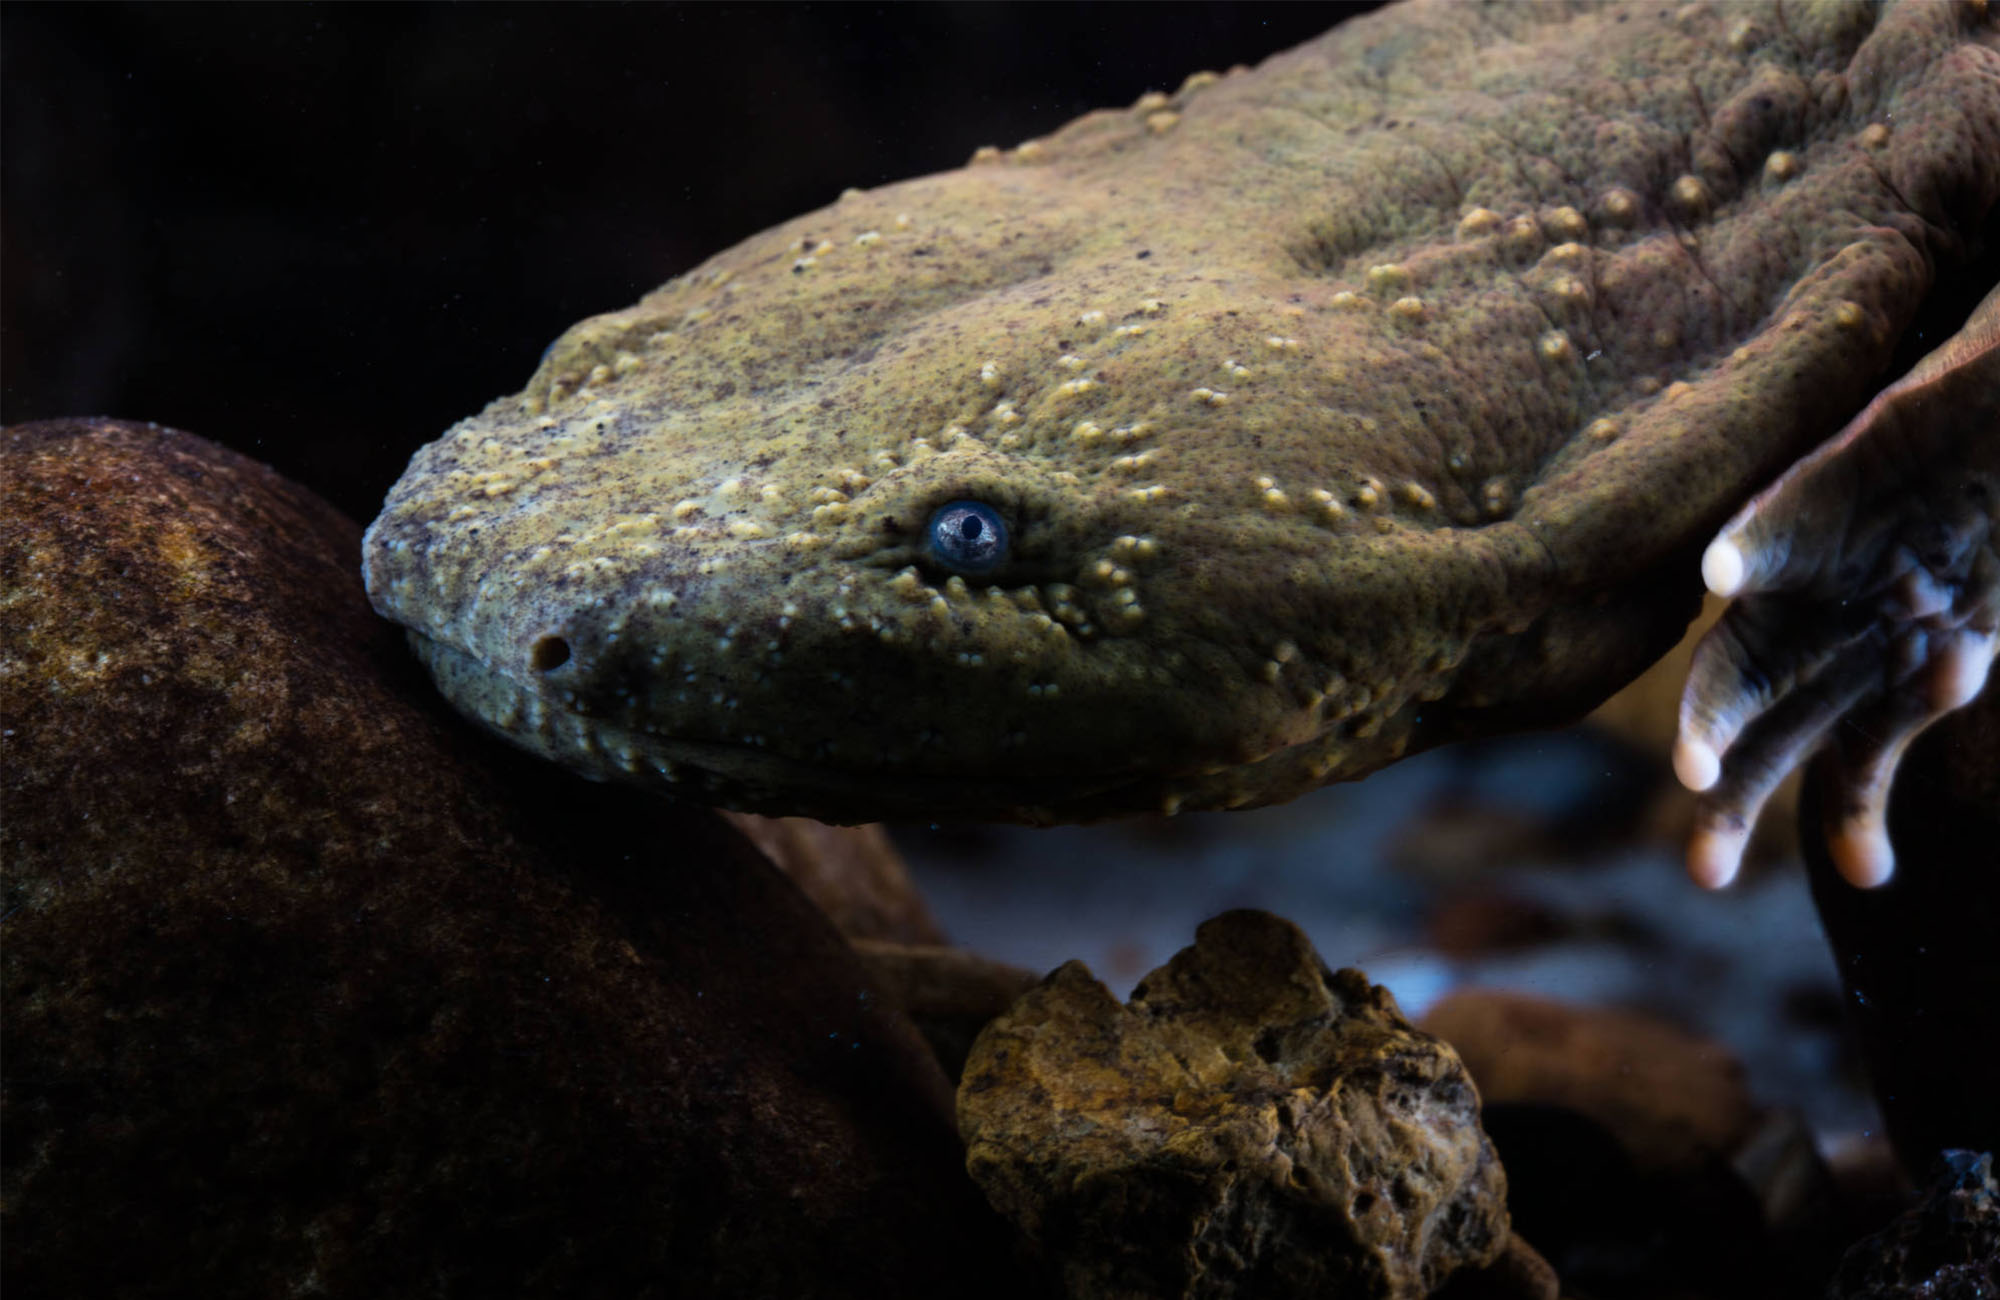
left=366, top=0, right=1999, bottom=827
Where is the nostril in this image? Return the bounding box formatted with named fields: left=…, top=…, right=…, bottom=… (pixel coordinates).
left=530, top=635, right=572, bottom=671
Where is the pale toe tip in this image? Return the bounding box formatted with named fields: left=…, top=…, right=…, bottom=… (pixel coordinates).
left=1702, top=538, right=1746, bottom=598
left=1672, top=735, right=1722, bottom=792
left=1688, top=824, right=1747, bottom=890
left=1931, top=632, right=1996, bottom=712
left=1830, top=817, right=1896, bottom=889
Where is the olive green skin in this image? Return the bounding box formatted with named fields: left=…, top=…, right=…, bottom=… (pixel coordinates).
left=364, top=0, right=1999, bottom=824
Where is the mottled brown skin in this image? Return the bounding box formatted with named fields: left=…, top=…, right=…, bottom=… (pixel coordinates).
left=366, top=0, right=1999, bottom=826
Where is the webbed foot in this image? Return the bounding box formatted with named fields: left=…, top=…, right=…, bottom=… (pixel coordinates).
left=1675, top=285, right=2000, bottom=890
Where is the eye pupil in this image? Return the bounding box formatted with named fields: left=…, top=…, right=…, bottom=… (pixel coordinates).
left=927, top=500, right=1008, bottom=574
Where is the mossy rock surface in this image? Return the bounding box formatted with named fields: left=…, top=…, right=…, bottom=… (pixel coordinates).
left=0, top=418, right=1026, bottom=1299
left=959, top=909, right=1508, bottom=1300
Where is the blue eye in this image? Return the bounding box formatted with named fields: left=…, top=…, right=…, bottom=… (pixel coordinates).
left=927, top=501, right=1008, bottom=574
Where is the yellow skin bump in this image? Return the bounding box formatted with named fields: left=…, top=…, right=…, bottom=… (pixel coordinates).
left=366, top=0, right=1998, bottom=829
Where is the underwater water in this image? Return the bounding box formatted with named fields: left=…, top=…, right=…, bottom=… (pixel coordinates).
left=8, top=5, right=1997, bottom=1296
left=897, top=726, right=1880, bottom=1141
left=6, top=0, right=1982, bottom=1157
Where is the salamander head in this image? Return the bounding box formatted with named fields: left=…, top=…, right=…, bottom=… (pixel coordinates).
left=362, top=242, right=1502, bottom=821
left=368, top=0, right=1993, bottom=829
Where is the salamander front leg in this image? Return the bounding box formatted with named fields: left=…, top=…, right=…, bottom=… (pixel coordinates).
left=1676, top=285, right=2000, bottom=889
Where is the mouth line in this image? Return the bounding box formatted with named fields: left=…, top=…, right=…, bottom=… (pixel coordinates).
left=587, top=723, right=1163, bottom=826
left=411, top=630, right=1160, bottom=824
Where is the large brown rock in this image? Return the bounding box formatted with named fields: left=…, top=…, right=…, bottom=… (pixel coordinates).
left=0, top=419, right=1027, bottom=1298
left=959, top=909, right=1509, bottom=1300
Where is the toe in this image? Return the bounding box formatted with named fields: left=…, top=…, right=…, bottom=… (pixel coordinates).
left=1672, top=733, right=1721, bottom=793
left=1827, top=812, right=1895, bottom=889
left=1702, top=537, right=1748, bottom=598
left=1931, top=628, right=1997, bottom=711
left=1688, top=818, right=1751, bottom=890
left=1677, top=284, right=2000, bottom=888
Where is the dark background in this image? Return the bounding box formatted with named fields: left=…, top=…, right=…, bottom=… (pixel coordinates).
left=4, top=3, right=1366, bottom=523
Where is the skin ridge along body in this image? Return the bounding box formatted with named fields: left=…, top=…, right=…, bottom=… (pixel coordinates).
left=363, top=0, right=2000, bottom=825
